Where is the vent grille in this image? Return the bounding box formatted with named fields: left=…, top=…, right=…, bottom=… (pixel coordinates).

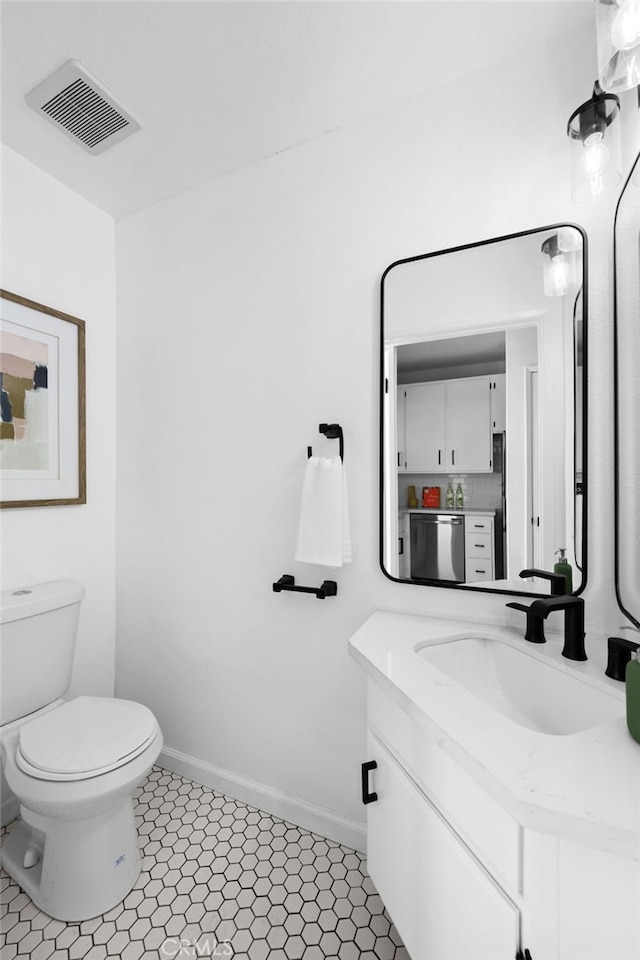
left=41, top=78, right=130, bottom=149
left=26, top=60, right=140, bottom=155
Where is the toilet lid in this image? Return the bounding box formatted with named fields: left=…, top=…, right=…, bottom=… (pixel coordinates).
left=17, top=696, right=158, bottom=781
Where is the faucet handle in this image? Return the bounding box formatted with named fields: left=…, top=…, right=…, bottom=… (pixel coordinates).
left=519, top=568, right=568, bottom=596
left=605, top=636, right=640, bottom=682
left=505, top=601, right=546, bottom=643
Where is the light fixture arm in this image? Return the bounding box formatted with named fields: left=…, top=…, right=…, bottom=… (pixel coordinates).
left=567, top=81, right=620, bottom=144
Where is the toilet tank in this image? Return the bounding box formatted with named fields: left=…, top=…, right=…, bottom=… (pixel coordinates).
left=0, top=580, right=85, bottom=725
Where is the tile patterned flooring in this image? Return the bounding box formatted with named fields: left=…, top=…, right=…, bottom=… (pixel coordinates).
left=0, top=766, right=409, bottom=960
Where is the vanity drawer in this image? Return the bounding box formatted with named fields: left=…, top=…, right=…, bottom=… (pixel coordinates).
left=466, top=559, right=493, bottom=582
left=465, top=516, right=493, bottom=534
left=367, top=681, right=520, bottom=895
left=466, top=532, right=493, bottom=557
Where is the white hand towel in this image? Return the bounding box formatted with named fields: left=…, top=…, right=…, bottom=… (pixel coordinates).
left=294, top=455, right=352, bottom=567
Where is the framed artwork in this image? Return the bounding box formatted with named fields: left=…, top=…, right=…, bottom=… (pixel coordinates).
left=0, top=290, right=86, bottom=507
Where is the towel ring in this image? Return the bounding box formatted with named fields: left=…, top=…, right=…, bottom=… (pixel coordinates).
left=307, top=423, right=344, bottom=461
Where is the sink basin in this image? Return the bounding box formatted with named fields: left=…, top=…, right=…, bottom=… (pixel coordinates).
left=416, top=636, right=624, bottom=735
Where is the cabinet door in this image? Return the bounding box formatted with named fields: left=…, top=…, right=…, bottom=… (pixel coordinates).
left=404, top=383, right=446, bottom=472
left=445, top=379, right=492, bottom=472
left=465, top=531, right=493, bottom=558
left=396, top=387, right=407, bottom=471
left=398, top=513, right=410, bottom=579
left=466, top=515, right=494, bottom=535
left=490, top=375, right=506, bottom=433
left=366, top=735, right=519, bottom=960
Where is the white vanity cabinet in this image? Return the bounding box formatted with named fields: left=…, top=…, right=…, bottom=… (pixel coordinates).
left=365, top=682, right=522, bottom=960
left=399, top=376, right=493, bottom=473
left=366, top=733, right=519, bottom=960
left=363, top=679, right=640, bottom=960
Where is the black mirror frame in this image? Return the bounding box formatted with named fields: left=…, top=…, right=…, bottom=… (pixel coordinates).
left=613, top=152, right=640, bottom=628
left=379, top=223, right=589, bottom=598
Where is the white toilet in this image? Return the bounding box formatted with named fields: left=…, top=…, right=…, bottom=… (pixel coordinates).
left=0, top=580, right=163, bottom=921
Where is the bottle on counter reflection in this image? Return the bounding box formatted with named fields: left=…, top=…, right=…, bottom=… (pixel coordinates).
left=446, top=483, right=454, bottom=508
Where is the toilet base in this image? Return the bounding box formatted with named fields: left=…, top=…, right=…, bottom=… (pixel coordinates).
left=1, top=796, right=141, bottom=921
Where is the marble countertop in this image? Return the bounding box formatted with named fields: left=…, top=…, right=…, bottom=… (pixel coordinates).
left=349, top=610, right=640, bottom=861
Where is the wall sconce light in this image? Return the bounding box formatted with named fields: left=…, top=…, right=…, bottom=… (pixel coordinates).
left=541, top=233, right=580, bottom=297
left=567, top=81, right=621, bottom=202
left=596, top=0, right=640, bottom=92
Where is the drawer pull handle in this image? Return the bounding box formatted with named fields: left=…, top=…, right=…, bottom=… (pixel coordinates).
left=474, top=543, right=485, bottom=549
left=361, top=761, right=378, bottom=805
left=474, top=524, right=483, bottom=528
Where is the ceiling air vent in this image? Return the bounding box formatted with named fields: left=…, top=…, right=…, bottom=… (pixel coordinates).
left=25, top=59, right=140, bottom=156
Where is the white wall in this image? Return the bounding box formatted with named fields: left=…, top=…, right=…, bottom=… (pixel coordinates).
left=1, top=147, right=117, bottom=701
left=115, top=24, right=631, bottom=848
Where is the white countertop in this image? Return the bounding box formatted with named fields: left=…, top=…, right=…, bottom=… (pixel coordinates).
left=400, top=508, right=496, bottom=516
left=472, top=578, right=545, bottom=594
left=349, top=610, right=640, bottom=861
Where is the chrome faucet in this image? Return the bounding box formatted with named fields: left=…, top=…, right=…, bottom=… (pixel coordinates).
left=506, top=595, right=587, bottom=661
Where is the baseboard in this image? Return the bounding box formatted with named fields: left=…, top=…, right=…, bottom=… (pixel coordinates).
left=158, top=746, right=366, bottom=854
left=1, top=793, right=19, bottom=829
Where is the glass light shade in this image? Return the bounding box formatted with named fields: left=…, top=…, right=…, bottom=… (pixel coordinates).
left=569, top=133, right=622, bottom=201
left=596, top=1, right=640, bottom=92
left=541, top=235, right=579, bottom=298
left=557, top=226, right=583, bottom=253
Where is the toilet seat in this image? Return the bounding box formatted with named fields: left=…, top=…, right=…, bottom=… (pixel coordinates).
left=16, top=696, right=159, bottom=782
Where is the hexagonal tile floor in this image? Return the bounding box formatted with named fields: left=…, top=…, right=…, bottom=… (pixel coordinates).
left=1, top=766, right=409, bottom=960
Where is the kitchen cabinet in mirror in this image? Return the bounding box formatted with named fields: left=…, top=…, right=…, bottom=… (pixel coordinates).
left=381, top=225, right=587, bottom=597
left=615, top=152, right=640, bottom=626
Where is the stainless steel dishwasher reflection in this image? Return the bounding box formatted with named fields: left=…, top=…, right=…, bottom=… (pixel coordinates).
left=409, top=513, right=465, bottom=582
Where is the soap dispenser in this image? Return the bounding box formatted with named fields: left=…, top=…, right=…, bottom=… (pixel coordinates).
left=553, top=548, right=573, bottom=594
left=627, top=649, right=640, bottom=744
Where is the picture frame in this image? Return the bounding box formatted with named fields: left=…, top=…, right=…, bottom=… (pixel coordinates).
left=0, top=289, right=86, bottom=508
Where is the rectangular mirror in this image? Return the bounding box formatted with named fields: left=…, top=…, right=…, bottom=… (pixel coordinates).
left=381, top=225, right=587, bottom=597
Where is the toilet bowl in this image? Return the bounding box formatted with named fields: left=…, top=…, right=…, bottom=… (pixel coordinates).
left=0, top=581, right=163, bottom=921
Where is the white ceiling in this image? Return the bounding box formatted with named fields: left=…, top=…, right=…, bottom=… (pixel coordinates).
left=397, top=331, right=506, bottom=376
left=1, top=1, right=595, bottom=220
